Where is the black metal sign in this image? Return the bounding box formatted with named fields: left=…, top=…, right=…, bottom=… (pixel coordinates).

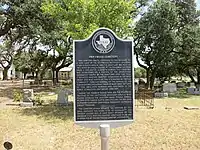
left=74, top=28, right=133, bottom=127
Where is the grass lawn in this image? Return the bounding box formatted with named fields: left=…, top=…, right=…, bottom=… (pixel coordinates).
left=0, top=97, right=200, bottom=150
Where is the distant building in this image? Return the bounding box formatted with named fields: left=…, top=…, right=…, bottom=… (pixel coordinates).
left=58, top=65, right=73, bottom=80
left=0, top=63, right=73, bottom=80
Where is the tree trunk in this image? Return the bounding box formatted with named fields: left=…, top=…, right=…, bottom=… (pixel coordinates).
left=187, top=70, right=196, bottom=83
left=32, top=72, right=34, bottom=78
left=197, top=68, right=200, bottom=84
left=39, top=71, right=44, bottom=81
left=145, top=68, right=150, bottom=89
left=35, top=71, right=38, bottom=79
left=52, top=68, right=56, bottom=86
left=24, top=73, right=27, bottom=79
left=150, top=71, right=156, bottom=90
left=3, top=68, right=8, bottom=80
left=56, top=70, right=59, bottom=83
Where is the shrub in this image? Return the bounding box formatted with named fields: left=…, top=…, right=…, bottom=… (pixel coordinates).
left=34, top=94, right=44, bottom=106
left=168, top=88, right=188, bottom=98
left=13, top=89, right=23, bottom=102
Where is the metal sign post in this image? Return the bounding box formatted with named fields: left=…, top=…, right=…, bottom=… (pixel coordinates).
left=3, top=141, right=13, bottom=150
left=100, top=124, right=110, bottom=150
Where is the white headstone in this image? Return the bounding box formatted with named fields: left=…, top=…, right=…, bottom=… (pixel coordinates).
left=193, top=88, right=200, bottom=95
left=196, top=84, right=200, bottom=90
left=190, top=82, right=195, bottom=87
left=23, top=89, right=34, bottom=102
left=187, top=87, right=200, bottom=95
left=163, top=83, right=177, bottom=93
left=21, top=89, right=34, bottom=107
left=57, top=88, right=68, bottom=105
left=154, top=92, right=168, bottom=98
left=177, top=82, right=186, bottom=88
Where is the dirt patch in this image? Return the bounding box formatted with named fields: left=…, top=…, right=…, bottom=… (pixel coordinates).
left=0, top=97, right=12, bottom=103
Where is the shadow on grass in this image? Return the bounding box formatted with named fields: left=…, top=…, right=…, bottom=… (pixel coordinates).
left=0, top=86, right=57, bottom=100
left=168, top=94, right=192, bottom=99
left=17, top=103, right=74, bottom=121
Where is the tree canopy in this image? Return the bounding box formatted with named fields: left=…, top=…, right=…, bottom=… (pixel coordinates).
left=42, top=0, right=136, bottom=39
left=1, top=0, right=200, bottom=88
left=134, top=0, right=180, bottom=88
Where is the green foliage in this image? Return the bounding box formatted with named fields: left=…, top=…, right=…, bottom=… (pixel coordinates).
left=34, top=94, right=44, bottom=106
left=1, top=0, right=61, bottom=81
left=168, top=88, right=189, bottom=98
left=135, top=67, right=146, bottom=78
left=135, top=0, right=180, bottom=88
left=171, top=0, right=200, bottom=83
left=134, top=0, right=200, bottom=88
left=0, top=0, right=57, bottom=39
left=60, top=80, right=73, bottom=89
left=13, top=50, right=50, bottom=79
left=13, top=52, right=32, bottom=74
left=13, top=89, right=23, bottom=102
left=42, top=0, right=136, bottom=39
left=0, top=40, right=14, bottom=79
left=41, top=0, right=138, bottom=84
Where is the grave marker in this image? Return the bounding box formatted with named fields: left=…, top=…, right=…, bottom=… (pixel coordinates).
left=21, top=89, right=34, bottom=107
left=190, top=82, right=195, bottom=87
left=177, top=82, right=186, bottom=88
left=187, top=87, right=200, bottom=95
left=163, top=83, right=177, bottom=93
left=57, top=88, right=68, bottom=105
left=23, top=89, right=33, bottom=102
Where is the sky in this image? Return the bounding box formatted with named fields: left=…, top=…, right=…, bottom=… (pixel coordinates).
left=197, top=0, right=200, bottom=10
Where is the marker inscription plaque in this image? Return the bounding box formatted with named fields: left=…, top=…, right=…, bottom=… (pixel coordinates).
left=74, top=28, right=134, bottom=128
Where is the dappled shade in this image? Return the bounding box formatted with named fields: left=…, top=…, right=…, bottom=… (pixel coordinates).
left=17, top=104, right=74, bottom=121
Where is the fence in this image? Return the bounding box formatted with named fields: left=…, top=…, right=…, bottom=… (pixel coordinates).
left=135, top=89, right=154, bottom=109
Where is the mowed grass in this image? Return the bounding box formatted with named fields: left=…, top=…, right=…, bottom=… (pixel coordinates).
left=0, top=97, right=200, bottom=150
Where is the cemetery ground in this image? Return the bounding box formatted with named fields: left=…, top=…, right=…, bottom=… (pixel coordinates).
left=0, top=81, right=200, bottom=150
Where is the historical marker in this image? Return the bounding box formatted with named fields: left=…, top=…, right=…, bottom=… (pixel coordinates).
left=74, top=28, right=134, bottom=128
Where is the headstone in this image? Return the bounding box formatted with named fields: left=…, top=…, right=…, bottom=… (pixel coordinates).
left=23, top=89, right=33, bottom=102
left=21, top=89, right=34, bottom=107
left=194, top=88, right=200, bottom=94
left=187, top=87, right=200, bottom=95
left=67, top=89, right=73, bottom=95
left=186, top=82, right=190, bottom=87
left=135, top=82, right=138, bottom=92
left=187, top=87, right=195, bottom=94
left=196, top=84, right=200, bottom=90
left=74, top=28, right=133, bottom=128
left=48, top=92, right=55, bottom=95
left=57, top=88, right=68, bottom=105
left=163, top=83, right=177, bottom=93
left=190, top=82, right=195, bottom=87
left=177, top=82, right=186, bottom=88
left=138, top=79, right=146, bottom=89
left=154, top=92, right=168, bottom=98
